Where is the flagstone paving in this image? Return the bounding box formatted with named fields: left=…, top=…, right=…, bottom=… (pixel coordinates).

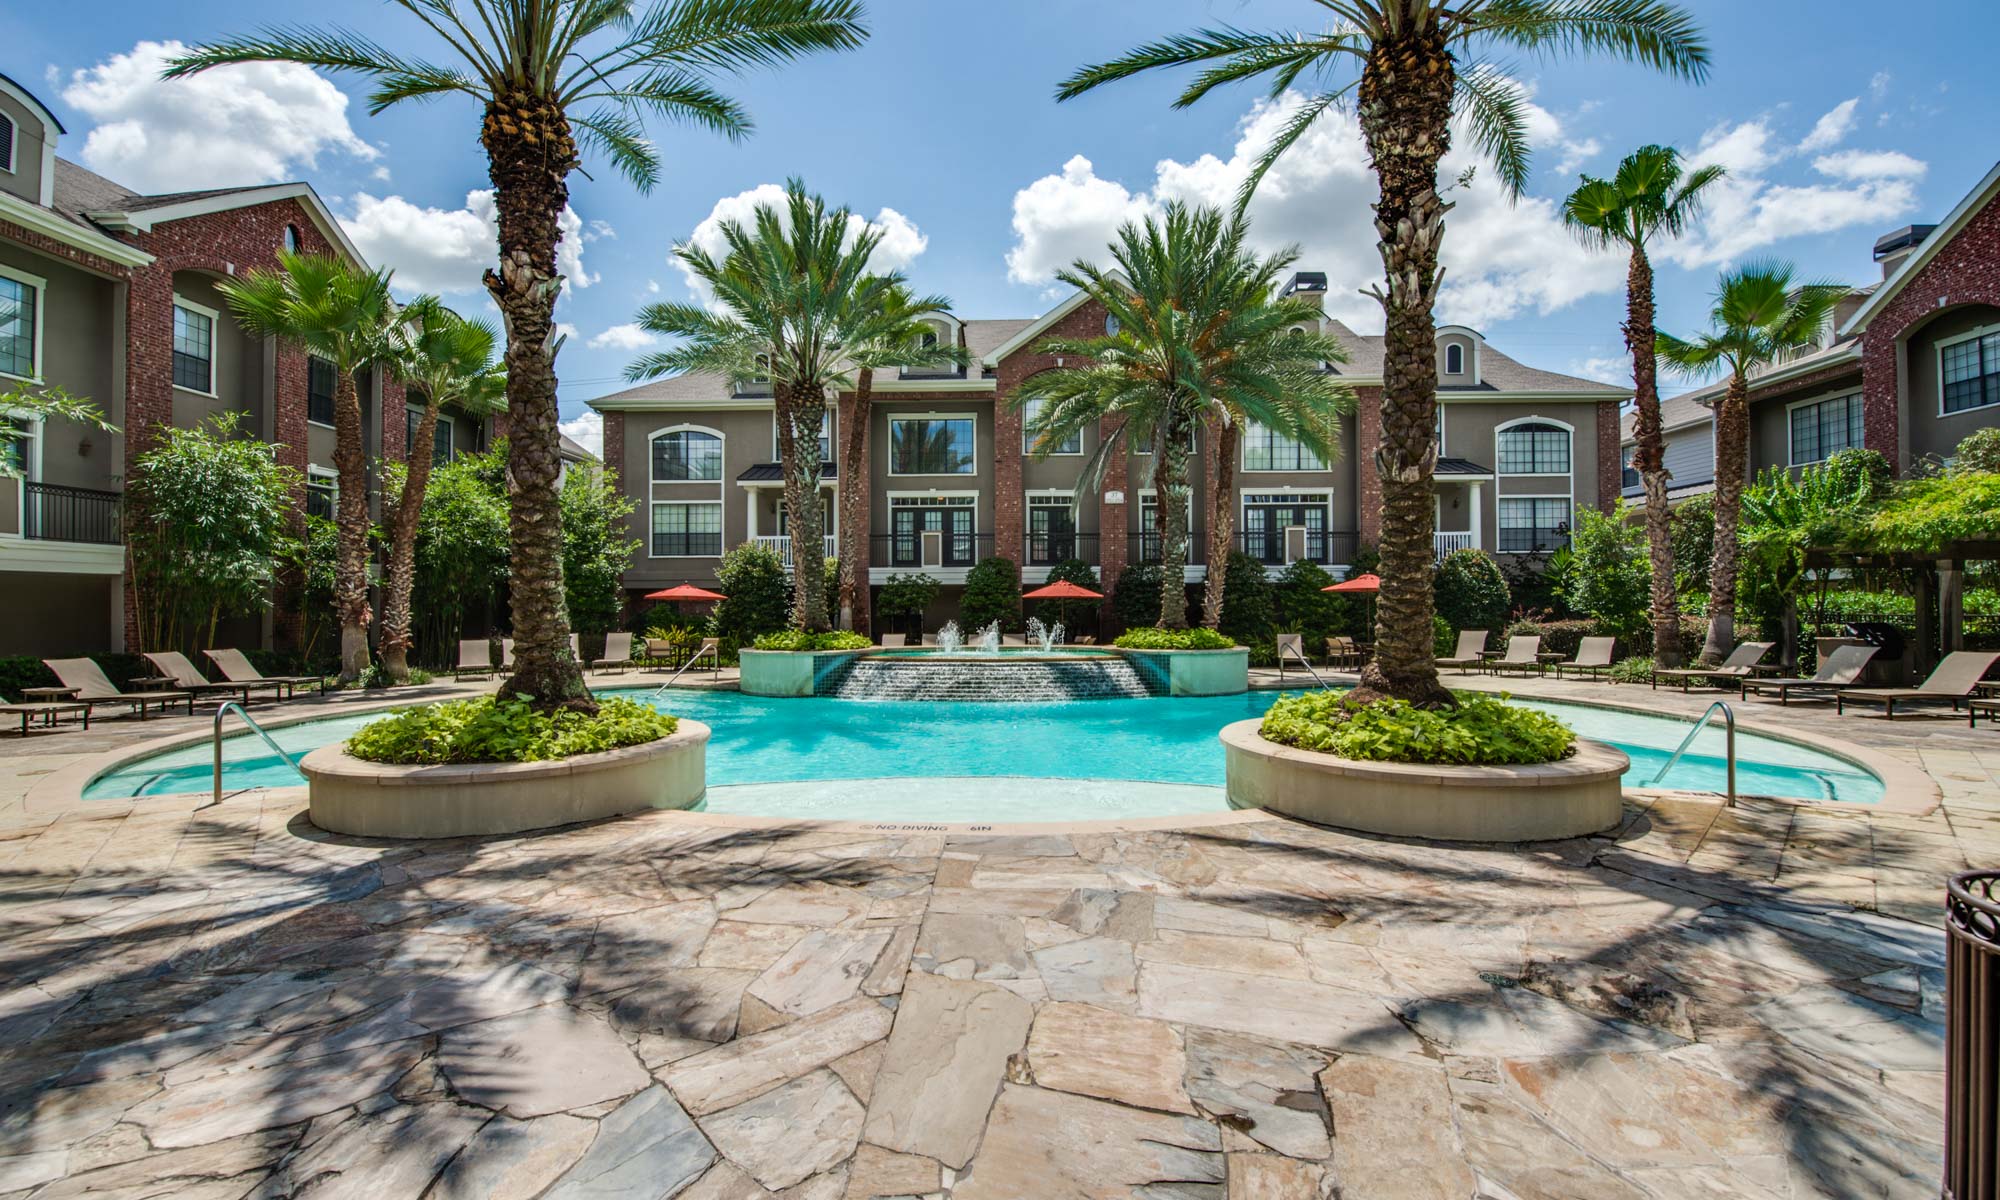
left=0, top=677, right=1992, bottom=1197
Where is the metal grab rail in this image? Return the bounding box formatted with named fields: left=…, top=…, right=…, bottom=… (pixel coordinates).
left=1945, top=870, right=2000, bottom=1200
left=1646, top=699, right=1737, bottom=806
left=655, top=644, right=719, bottom=694
left=209, top=701, right=300, bottom=810
left=1275, top=639, right=1334, bottom=690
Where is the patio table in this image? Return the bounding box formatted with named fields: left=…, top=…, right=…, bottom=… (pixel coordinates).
left=2, top=701, right=88, bottom=734
left=21, top=687, right=79, bottom=702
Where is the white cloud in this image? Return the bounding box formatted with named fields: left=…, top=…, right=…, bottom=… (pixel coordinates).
left=1004, top=91, right=1622, bottom=329
left=587, top=220, right=617, bottom=241
left=341, top=190, right=597, bottom=295
left=1797, top=98, right=1859, bottom=153
left=587, top=323, right=660, bottom=351
left=559, top=411, right=603, bottom=459
left=1813, top=149, right=1926, bottom=181
left=677, top=184, right=929, bottom=303
left=1568, top=356, right=1630, bottom=387
left=555, top=322, right=581, bottom=343
left=62, top=40, right=378, bottom=193
left=1553, top=138, right=1603, bottom=178
left=1869, top=72, right=1893, bottom=102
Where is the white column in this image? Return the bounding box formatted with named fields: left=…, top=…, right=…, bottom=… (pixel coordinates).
left=1468, top=482, right=1484, bottom=551
left=746, top=490, right=758, bottom=539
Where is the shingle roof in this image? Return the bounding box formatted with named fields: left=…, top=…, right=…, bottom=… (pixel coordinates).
left=559, top=434, right=596, bottom=462
left=1320, top=320, right=1625, bottom=396
left=1619, top=337, right=1865, bottom=441
left=736, top=462, right=835, bottom=483
left=48, top=158, right=138, bottom=231
left=1435, top=457, right=1493, bottom=476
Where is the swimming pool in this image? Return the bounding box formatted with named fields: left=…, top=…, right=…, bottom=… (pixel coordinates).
left=81, top=688, right=1885, bottom=819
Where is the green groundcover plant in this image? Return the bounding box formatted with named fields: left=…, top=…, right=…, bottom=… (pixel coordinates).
left=1113, top=627, right=1236, bottom=650
left=1260, top=692, right=1576, bottom=766
left=752, top=630, right=872, bottom=652
left=347, top=696, right=676, bottom=765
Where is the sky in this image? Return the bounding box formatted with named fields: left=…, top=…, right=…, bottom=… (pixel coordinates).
left=9, top=0, right=1999, bottom=458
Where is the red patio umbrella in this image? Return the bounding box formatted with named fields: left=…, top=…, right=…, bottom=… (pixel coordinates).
left=1322, top=573, right=1380, bottom=648
left=1022, top=579, right=1104, bottom=636
left=643, top=584, right=728, bottom=603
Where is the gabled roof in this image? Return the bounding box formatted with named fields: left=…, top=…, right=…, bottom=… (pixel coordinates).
left=1842, top=160, right=2000, bottom=336
left=1320, top=320, right=1626, bottom=397
left=81, top=178, right=367, bottom=269
left=979, top=273, right=1131, bottom=366
left=1620, top=337, right=1864, bottom=442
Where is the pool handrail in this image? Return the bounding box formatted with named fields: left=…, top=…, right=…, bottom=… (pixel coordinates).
left=211, top=701, right=300, bottom=810
left=1647, top=699, right=1736, bottom=806
left=1275, top=633, right=1334, bottom=690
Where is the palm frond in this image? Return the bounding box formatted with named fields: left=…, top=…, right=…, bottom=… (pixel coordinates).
left=1455, top=63, right=1532, bottom=197
left=1235, top=90, right=1343, bottom=215
left=1470, top=0, right=1711, bottom=84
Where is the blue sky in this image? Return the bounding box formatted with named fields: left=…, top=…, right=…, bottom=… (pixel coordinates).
left=10, top=0, right=1999, bottom=451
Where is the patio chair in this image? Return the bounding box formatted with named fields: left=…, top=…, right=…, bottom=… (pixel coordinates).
left=644, top=637, right=675, bottom=662
left=681, top=637, right=720, bottom=679
left=1436, top=630, right=1489, bottom=674
left=1740, top=644, right=1880, bottom=705
left=452, top=640, right=496, bottom=680
left=144, top=651, right=282, bottom=705
left=592, top=632, right=635, bottom=674
left=500, top=639, right=516, bottom=669
left=205, top=648, right=325, bottom=698
left=1485, top=635, right=1544, bottom=677
left=1552, top=637, right=1618, bottom=680
left=1324, top=636, right=1365, bottom=669
left=1073, top=635, right=1097, bottom=646
left=1835, top=650, right=2000, bottom=719
left=43, top=658, right=194, bottom=721
left=1650, top=642, right=1775, bottom=693
left=879, top=633, right=908, bottom=648
left=1274, top=633, right=1315, bottom=683
left=568, top=634, right=582, bottom=661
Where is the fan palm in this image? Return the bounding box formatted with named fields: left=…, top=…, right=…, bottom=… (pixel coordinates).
left=1657, top=261, right=1846, bottom=663
left=1059, top=0, right=1708, bottom=702
left=170, top=0, right=868, bottom=710
left=1013, top=203, right=1352, bottom=630
left=218, top=253, right=401, bottom=683
left=381, top=298, right=507, bottom=681
left=1564, top=145, right=1723, bottom=668
left=628, top=181, right=946, bottom=632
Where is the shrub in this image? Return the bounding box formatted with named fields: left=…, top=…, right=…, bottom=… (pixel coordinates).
left=1670, top=494, right=1714, bottom=599
left=1112, top=627, right=1235, bottom=650
left=354, top=663, right=436, bottom=690
left=1271, top=559, right=1351, bottom=647
left=752, top=630, right=871, bottom=651
left=1216, top=551, right=1275, bottom=644
left=712, top=542, right=791, bottom=644
left=1503, top=618, right=1601, bottom=659
left=346, top=696, right=676, bottom=765
left=1501, top=548, right=1573, bottom=619
left=1112, top=562, right=1165, bottom=630
left=1346, top=542, right=1380, bottom=578
left=1031, top=558, right=1103, bottom=627
left=1607, top=656, right=1654, bottom=684
left=1259, top=692, right=1576, bottom=766
left=1433, top=549, right=1510, bottom=635
left=877, top=573, right=941, bottom=635
left=1433, top=615, right=1456, bottom=656
left=634, top=603, right=706, bottom=635
left=960, top=556, right=1023, bottom=632
left=1952, top=427, right=2000, bottom=475
left=1562, top=503, right=1650, bottom=640
left=560, top=467, right=639, bottom=638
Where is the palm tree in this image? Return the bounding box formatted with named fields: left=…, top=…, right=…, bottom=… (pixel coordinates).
left=1013, top=203, right=1351, bottom=630
left=836, top=287, right=964, bottom=634
left=1563, top=145, right=1723, bottom=668
left=381, top=298, right=506, bottom=682
left=628, top=181, right=945, bottom=632
left=170, top=0, right=868, bottom=710
left=1059, top=1, right=1708, bottom=703
left=219, top=252, right=400, bottom=683
left=1657, top=262, right=1845, bottom=663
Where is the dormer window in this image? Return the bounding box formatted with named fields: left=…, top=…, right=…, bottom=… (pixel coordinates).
left=283, top=224, right=301, bottom=254
left=919, top=328, right=939, bottom=350
left=1105, top=314, right=1121, bottom=337
left=0, top=112, right=14, bottom=174
left=1445, top=344, right=1464, bottom=375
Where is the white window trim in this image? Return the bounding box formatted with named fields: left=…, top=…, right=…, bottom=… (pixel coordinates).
left=648, top=499, right=724, bottom=559
left=649, top=423, right=726, bottom=487
left=0, top=410, right=42, bottom=539
left=1239, top=493, right=1332, bottom=535
left=1784, top=388, right=1866, bottom=467
left=305, top=463, right=339, bottom=517
left=887, top=412, right=979, bottom=478
left=1136, top=487, right=1195, bottom=526
left=1495, top=494, right=1574, bottom=555
left=1935, top=322, right=2000, bottom=419
left=1019, top=397, right=1083, bottom=456
left=0, top=262, right=46, bottom=383
left=171, top=294, right=221, bottom=398
left=1238, top=420, right=1326, bottom=473
left=1133, top=422, right=1198, bottom=459
left=0, top=111, right=15, bottom=176
left=1444, top=343, right=1464, bottom=376
left=1493, top=415, right=1575, bottom=478
left=769, top=409, right=834, bottom=460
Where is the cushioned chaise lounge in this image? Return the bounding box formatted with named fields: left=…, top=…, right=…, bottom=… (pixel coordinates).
left=1835, top=650, right=2000, bottom=719
left=1651, top=642, right=1774, bottom=692
left=1553, top=636, right=1617, bottom=679
left=591, top=632, right=635, bottom=674
left=453, top=640, right=497, bottom=680
left=1436, top=630, right=1489, bottom=674
left=1740, top=644, right=1879, bottom=705
left=144, top=651, right=282, bottom=705
left=43, top=658, right=193, bottom=720
left=205, top=648, right=324, bottom=698
left=1485, top=635, right=1544, bottom=677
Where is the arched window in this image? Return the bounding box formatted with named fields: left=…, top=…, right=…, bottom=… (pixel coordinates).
left=1444, top=343, right=1464, bottom=375
left=652, top=427, right=723, bottom=481
left=1104, top=313, right=1121, bottom=337
left=283, top=224, right=302, bottom=254
left=1496, top=420, right=1571, bottom=475
left=919, top=327, right=939, bottom=350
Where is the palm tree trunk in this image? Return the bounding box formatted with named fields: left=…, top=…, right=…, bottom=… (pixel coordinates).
left=776, top=381, right=831, bottom=632
left=380, top=403, right=440, bottom=682
left=1351, top=31, right=1454, bottom=708
left=1703, top=372, right=1750, bottom=663
left=1201, top=417, right=1238, bottom=628
left=332, top=368, right=372, bottom=682
left=1625, top=247, right=1682, bottom=667
left=1155, top=412, right=1193, bottom=629
left=838, top=372, right=872, bottom=635
left=482, top=95, right=591, bottom=713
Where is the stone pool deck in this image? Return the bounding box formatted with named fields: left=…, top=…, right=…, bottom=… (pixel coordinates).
left=0, top=673, right=1990, bottom=1197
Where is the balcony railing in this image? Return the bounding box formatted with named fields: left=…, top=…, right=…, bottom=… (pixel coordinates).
left=1434, top=531, right=1476, bottom=558
left=22, top=482, right=122, bottom=545
left=872, top=532, right=989, bottom=570
left=753, top=533, right=838, bottom=571
left=1025, top=531, right=1098, bottom=566
left=1128, top=533, right=1207, bottom=567
left=1235, top=529, right=1359, bottom=568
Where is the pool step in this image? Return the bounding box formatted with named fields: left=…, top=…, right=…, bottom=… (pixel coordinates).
left=821, top=658, right=1160, bottom=701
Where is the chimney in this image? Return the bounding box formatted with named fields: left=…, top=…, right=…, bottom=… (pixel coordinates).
left=1281, top=271, right=1328, bottom=312
left=1873, top=224, right=1937, bottom=280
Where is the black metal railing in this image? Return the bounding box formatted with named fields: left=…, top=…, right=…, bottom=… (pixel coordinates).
left=871, top=532, right=990, bottom=569
left=22, top=482, right=121, bottom=544
left=1946, top=870, right=2000, bottom=1200
left=1025, top=531, right=1097, bottom=566
left=1497, top=525, right=1572, bottom=554
left=1128, top=533, right=1207, bottom=567
left=1235, top=529, right=1360, bottom=567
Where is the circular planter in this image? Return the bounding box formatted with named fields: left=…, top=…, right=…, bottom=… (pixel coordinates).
left=1110, top=646, right=1249, bottom=696
left=302, top=720, right=709, bottom=839
left=1221, top=719, right=1626, bottom=842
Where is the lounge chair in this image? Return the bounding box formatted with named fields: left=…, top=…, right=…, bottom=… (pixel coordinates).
left=1836, top=650, right=2000, bottom=719
left=1650, top=642, right=1775, bottom=693
left=1002, top=635, right=1027, bottom=647
left=144, top=651, right=282, bottom=705
left=43, top=658, right=193, bottom=720
left=1275, top=633, right=1313, bottom=682
left=1073, top=635, right=1097, bottom=646
left=0, top=701, right=89, bottom=735
left=879, top=634, right=908, bottom=648
left=568, top=634, right=582, bottom=662
left=1324, top=636, right=1365, bottom=669
left=1437, top=630, right=1489, bottom=674
left=1485, top=635, right=1544, bottom=677
left=1740, top=644, right=1880, bottom=705
left=500, top=638, right=516, bottom=669
left=1553, top=636, right=1617, bottom=680
left=592, top=632, right=635, bottom=674
left=205, top=648, right=325, bottom=698
left=452, top=639, right=497, bottom=680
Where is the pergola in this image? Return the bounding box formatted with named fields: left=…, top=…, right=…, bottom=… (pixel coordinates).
left=1803, top=539, right=2000, bottom=674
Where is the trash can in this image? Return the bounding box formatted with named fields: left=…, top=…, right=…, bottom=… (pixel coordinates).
left=1946, top=870, right=2000, bottom=1200
left=1845, top=622, right=1913, bottom=686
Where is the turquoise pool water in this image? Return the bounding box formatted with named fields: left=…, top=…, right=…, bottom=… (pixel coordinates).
left=82, top=689, right=1885, bottom=814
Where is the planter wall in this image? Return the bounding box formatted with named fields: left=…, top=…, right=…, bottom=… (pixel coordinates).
left=1114, top=647, right=1250, bottom=696
left=738, top=650, right=869, bottom=697
left=1221, top=719, right=1626, bottom=842
left=302, top=720, right=709, bottom=839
